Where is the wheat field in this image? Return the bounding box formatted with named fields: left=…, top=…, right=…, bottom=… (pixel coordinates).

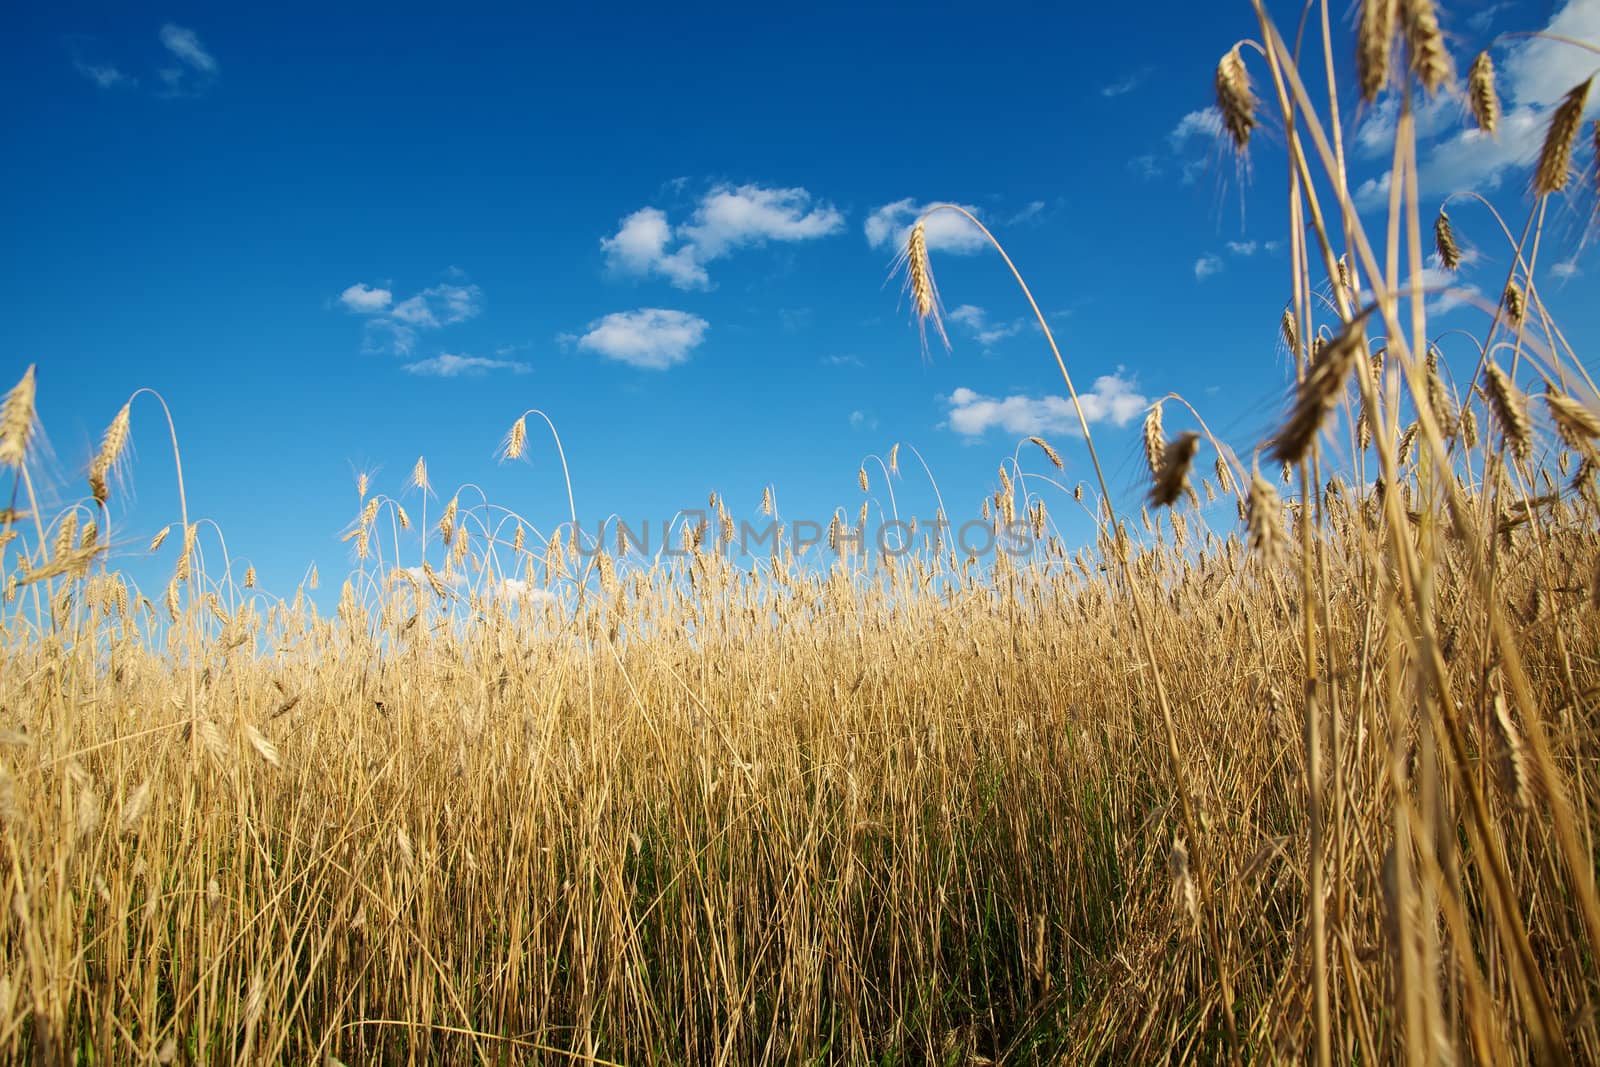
left=5, top=3, right=1600, bottom=1064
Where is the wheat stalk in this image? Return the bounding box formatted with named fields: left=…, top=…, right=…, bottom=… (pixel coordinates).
left=1483, top=361, right=1532, bottom=462
left=0, top=365, right=37, bottom=472
left=1028, top=436, right=1064, bottom=470
left=89, top=403, right=131, bottom=506
left=1269, top=316, right=1369, bottom=465
left=1247, top=472, right=1287, bottom=566
left=1400, top=0, right=1452, bottom=94
left=1150, top=432, right=1200, bottom=508
left=1357, top=0, right=1398, bottom=102
left=1467, top=51, right=1500, bottom=135
left=1434, top=210, right=1461, bottom=271
left=1534, top=77, right=1592, bottom=196
left=901, top=222, right=948, bottom=353
left=1216, top=45, right=1257, bottom=151
left=501, top=416, right=528, bottom=462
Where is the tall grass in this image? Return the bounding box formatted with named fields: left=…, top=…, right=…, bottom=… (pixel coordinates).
left=3, top=3, right=1600, bottom=1063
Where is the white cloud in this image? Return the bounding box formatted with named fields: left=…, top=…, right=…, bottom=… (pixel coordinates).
left=1356, top=109, right=1549, bottom=209
left=682, top=185, right=844, bottom=256
left=1352, top=94, right=1460, bottom=159
left=75, top=61, right=131, bottom=89
left=1128, top=154, right=1161, bottom=180
left=949, top=304, right=1027, bottom=348
left=1008, top=200, right=1048, bottom=225
left=338, top=276, right=483, bottom=356
left=1501, top=1, right=1600, bottom=109
left=1194, top=255, right=1224, bottom=280
left=945, top=375, right=1148, bottom=438
left=1358, top=1, right=1600, bottom=209
left=156, top=24, right=218, bottom=95
left=362, top=319, right=418, bottom=356
left=1169, top=108, right=1222, bottom=149
left=1468, top=2, right=1514, bottom=33
left=600, top=208, right=703, bottom=286
left=339, top=283, right=392, bottom=313
left=1226, top=241, right=1258, bottom=256
left=1165, top=108, right=1228, bottom=185
left=864, top=199, right=987, bottom=254
left=1551, top=257, right=1582, bottom=280
left=497, top=578, right=556, bottom=603
left=402, top=353, right=529, bottom=377
left=388, top=283, right=480, bottom=326
left=576, top=308, right=708, bottom=370
left=1101, top=69, right=1150, bottom=98
left=849, top=410, right=879, bottom=431
left=159, top=25, right=217, bottom=74
left=1358, top=264, right=1481, bottom=316
left=601, top=184, right=842, bottom=289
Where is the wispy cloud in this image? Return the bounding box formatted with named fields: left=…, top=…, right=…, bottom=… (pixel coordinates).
left=1161, top=108, right=1229, bottom=185
left=1468, top=1, right=1514, bottom=34
left=1127, top=154, right=1162, bottom=180
left=864, top=199, right=987, bottom=255
left=390, top=284, right=481, bottom=328
left=1169, top=108, right=1222, bottom=149
left=1222, top=240, right=1279, bottom=258
left=1007, top=200, right=1049, bottom=226
left=945, top=375, right=1147, bottom=437
left=601, top=184, right=843, bottom=290
left=823, top=354, right=864, bottom=368
left=949, top=304, right=1027, bottom=349
left=849, top=410, right=879, bottom=431
left=1101, top=67, right=1152, bottom=98
left=74, top=60, right=133, bottom=89
left=1194, top=255, right=1224, bottom=280
left=403, top=353, right=529, bottom=377
left=1358, top=260, right=1482, bottom=317
left=159, top=25, right=217, bottom=73
left=575, top=308, right=708, bottom=370
left=156, top=24, right=218, bottom=97
left=337, top=277, right=483, bottom=356
left=1551, top=257, right=1582, bottom=281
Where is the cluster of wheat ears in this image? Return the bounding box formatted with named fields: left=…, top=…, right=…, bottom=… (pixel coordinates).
left=4, top=3, right=1600, bottom=1064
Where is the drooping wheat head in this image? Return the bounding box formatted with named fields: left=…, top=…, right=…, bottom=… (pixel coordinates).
left=1434, top=210, right=1461, bottom=271
left=1247, top=470, right=1287, bottom=566
left=1029, top=436, right=1064, bottom=470
left=1215, top=45, right=1257, bottom=152
left=1503, top=279, right=1526, bottom=325
left=1143, top=402, right=1166, bottom=478
left=1533, top=77, right=1592, bottom=196
left=1150, top=432, right=1201, bottom=508
left=1545, top=390, right=1600, bottom=458
left=1269, top=316, right=1368, bottom=465
left=1483, top=360, right=1532, bottom=462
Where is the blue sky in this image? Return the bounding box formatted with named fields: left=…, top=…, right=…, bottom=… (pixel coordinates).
left=4, top=1, right=1597, bottom=597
